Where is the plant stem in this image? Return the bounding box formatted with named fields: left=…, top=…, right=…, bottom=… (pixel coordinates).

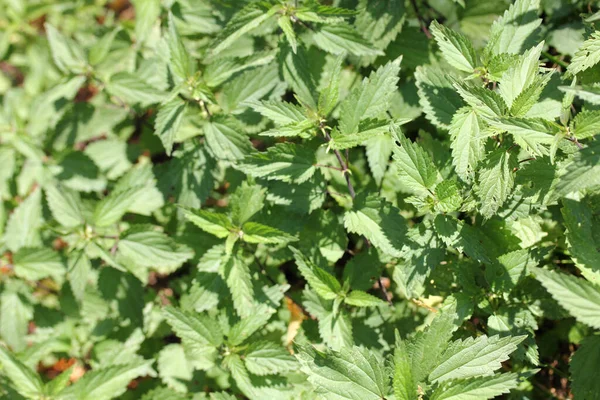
left=321, top=128, right=356, bottom=199
left=409, top=0, right=432, bottom=39
left=542, top=51, right=569, bottom=69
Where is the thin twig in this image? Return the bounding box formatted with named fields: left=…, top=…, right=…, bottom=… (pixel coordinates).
left=409, top=0, right=432, bottom=39
left=322, top=128, right=356, bottom=198
left=542, top=50, right=569, bottom=70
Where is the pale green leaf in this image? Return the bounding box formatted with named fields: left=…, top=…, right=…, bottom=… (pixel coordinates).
left=118, top=226, right=193, bottom=270
left=155, top=97, right=186, bottom=156
left=238, top=143, right=316, bottom=183
left=59, top=361, right=154, bottom=400
left=533, top=268, right=600, bottom=329
left=167, top=12, right=193, bottom=79
left=228, top=304, right=273, bottom=346
left=13, top=247, right=65, bottom=281
left=339, top=58, right=401, bottom=135
left=344, top=193, right=407, bottom=257
left=241, top=222, right=297, bottom=244
left=449, top=108, right=486, bottom=182
left=488, top=117, right=560, bottom=157
left=313, top=23, right=383, bottom=56
left=5, top=188, right=42, bottom=252
left=431, top=20, right=478, bottom=73
left=0, top=345, right=43, bottom=399
left=392, top=130, right=440, bottom=197
left=181, top=208, right=233, bottom=238
left=415, top=66, right=465, bottom=129
left=243, top=341, right=296, bottom=376
left=204, top=117, right=253, bottom=162
left=429, top=335, right=526, bottom=383
left=568, top=31, right=600, bottom=75
left=291, top=246, right=341, bottom=300
left=93, top=186, right=144, bottom=227
left=475, top=149, right=517, bottom=219
left=556, top=139, right=600, bottom=195
left=344, top=290, right=384, bottom=307
left=230, top=181, right=265, bottom=226
left=210, top=3, right=279, bottom=56
left=45, top=183, right=84, bottom=227
left=223, top=253, right=255, bottom=318
left=393, top=336, right=417, bottom=400
left=498, top=42, right=543, bottom=108
left=279, top=43, right=318, bottom=109
left=571, top=110, right=600, bottom=139
left=107, top=72, right=166, bottom=106
left=278, top=15, right=297, bottom=53
left=318, top=55, right=344, bottom=116
left=45, top=24, right=87, bottom=74
left=297, top=345, right=389, bottom=400
left=486, top=0, right=541, bottom=56
left=430, top=373, right=519, bottom=400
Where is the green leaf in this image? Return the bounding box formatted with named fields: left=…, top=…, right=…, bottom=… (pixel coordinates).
left=533, top=268, right=600, bottom=329
left=498, top=42, right=543, bottom=108
left=570, top=335, right=600, bottom=400
left=12, top=247, right=65, bottom=281
left=344, top=193, right=407, bottom=257
left=559, top=84, right=600, bottom=105
left=167, top=12, right=193, bottom=79
left=435, top=180, right=463, bottom=213
left=241, top=222, right=297, bottom=244
left=509, top=73, right=552, bottom=117
left=392, top=130, right=440, bottom=197
left=106, top=72, right=166, bottom=106
left=0, top=345, right=43, bottom=399
left=415, top=66, right=465, bottom=129
left=313, top=23, right=383, bottom=56
left=365, top=134, right=394, bottom=185
left=434, top=214, right=497, bottom=265
left=556, top=139, right=600, bottom=195
left=45, top=24, right=87, bottom=74
left=222, top=253, right=255, bottom=318
left=230, top=181, right=265, bottom=226
left=155, top=97, right=187, bottom=156
left=475, top=149, right=517, bottom=219
left=221, top=64, right=279, bottom=113
left=249, top=99, right=306, bottom=126
left=486, top=0, right=541, bottom=56
left=297, top=345, right=389, bottom=400
left=118, top=226, right=193, bottom=270
left=571, top=110, right=600, bottom=139
left=59, top=361, right=154, bottom=400
left=354, top=0, right=405, bottom=51
left=162, top=306, right=222, bottom=364
left=228, top=304, right=273, bottom=346
left=5, top=188, right=42, bottom=252
left=429, top=335, right=526, bottom=383
left=406, top=310, right=457, bottom=383
left=430, top=373, right=519, bottom=400
left=157, top=344, right=193, bottom=392
left=204, top=117, right=253, bottom=162
left=331, top=118, right=411, bottom=150
left=239, top=143, right=316, bottom=183
left=45, top=183, right=84, bottom=227
left=454, top=82, right=508, bottom=120
left=243, top=341, right=296, bottom=376
left=393, top=335, right=417, bottom=400
left=344, top=290, right=384, bottom=307
left=278, top=43, right=319, bottom=109
left=568, top=31, right=600, bottom=76
left=0, top=289, right=32, bottom=352
left=68, top=251, right=91, bottom=301
left=181, top=208, right=234, bottom=238
left=449, top=108, right=486, bottom=182
left=430, top=20, right=478, bottom=73
left=561, top=199, right=600, bottom=276
left=338, top=58, right=401, bottom=136
left=488, top=117, right=560, bottom=157
left=132, top=0, right=160, bottom=44
left=291, top=247, right=341, bottom=300
left=318, top=55, right=344, bottom=116
left=278, top=16, right=297, bottom=53
left=93, top=186, right=144, bottom=227
left=210, top=3, right=279, bottom=56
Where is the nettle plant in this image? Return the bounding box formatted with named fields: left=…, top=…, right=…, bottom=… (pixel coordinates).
left=1, top=0, right=600, bottom=399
